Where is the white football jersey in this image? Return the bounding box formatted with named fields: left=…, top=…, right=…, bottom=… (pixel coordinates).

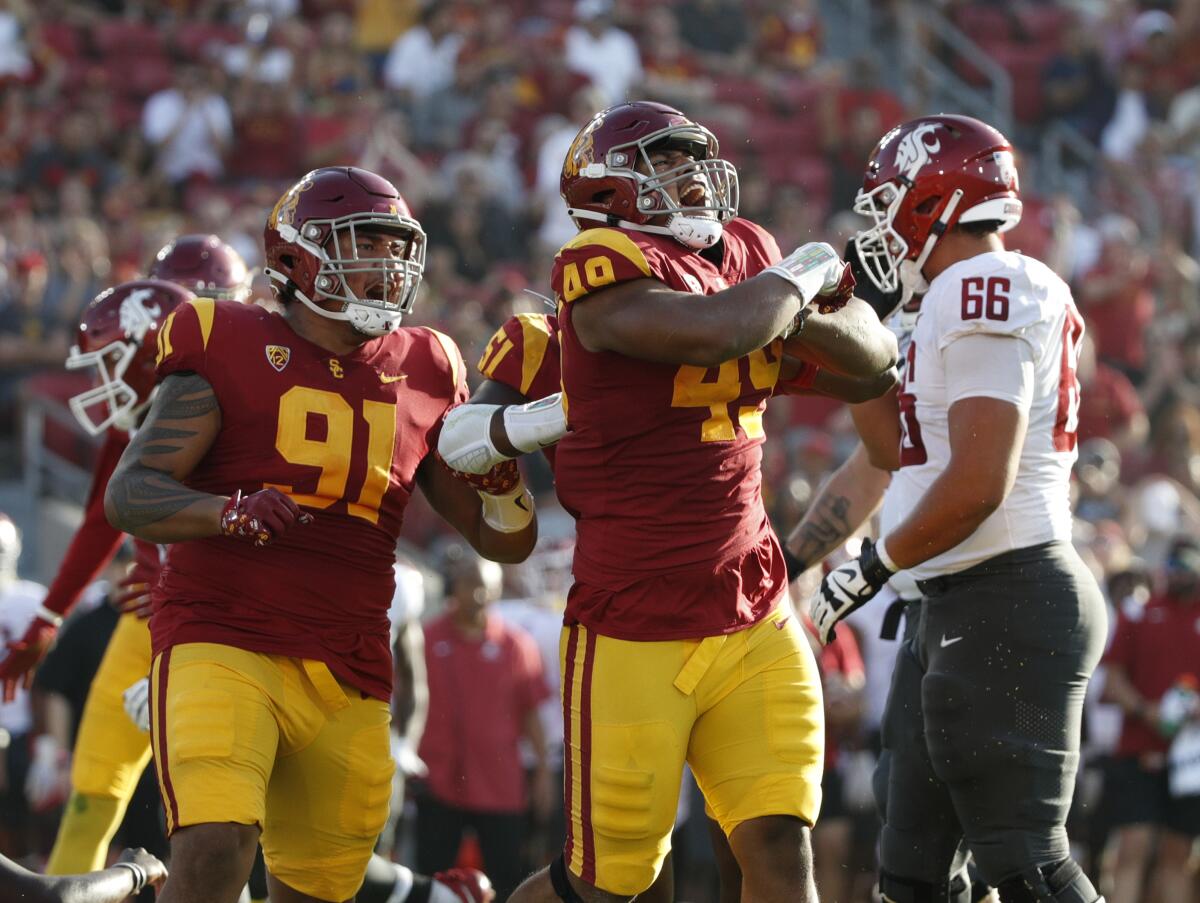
left=0, top=579, right=49, bottom=735
left=889, top=250, right=1083, bottom=580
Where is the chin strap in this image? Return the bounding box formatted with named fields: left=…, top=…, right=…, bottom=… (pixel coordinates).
left=566, top=208, right=723, bottom=249
left=900, top=188, right=965, bottom=305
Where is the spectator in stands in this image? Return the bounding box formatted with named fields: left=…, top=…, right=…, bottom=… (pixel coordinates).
left=1073, top=439, right=1125, bottom=526
left=531, top=87, right=606, bottom=255
left=1076, top=331, right=1148, bottom=454
left=1075, top=215, right=1154, bottom=382
left=0, top=847, right=166, bottom=902
left=216, top=13, right=296, bottom=87
left=1042, top=19, right=1116, bottom=142
left=357, top=108, right=434, bottom=213
left=0, top=515, right=47, bottom=859
left=20, top=112, right=117, bottom=214
left=639, top=7, right=712, bottom=112
left=140, top=62, right=232, bottom=192
left=305, top=11, right=371, bottom=97
left=1100, top=58, right=1151, bottom=164
left=676, top=0, right=751, bottom=66
left=416, top=546, right=552, bottom=903
left=1101, top=535, right=1200, bottom=903
left=563, top=0, right=643, bottom=106
left=382, top=4, right=464, bottom=105
left=755, top=0, right=824, bottom=75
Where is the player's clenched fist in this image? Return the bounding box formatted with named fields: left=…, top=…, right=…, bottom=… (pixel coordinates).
left=764, top=241, right=856, bottom=314
left=219, top=488, right=313, bottom=547
left=0, top=610, right=60, bottom=702
left=808, top=538, right=895, bottom=645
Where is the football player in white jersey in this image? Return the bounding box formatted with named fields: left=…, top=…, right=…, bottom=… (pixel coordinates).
left=806, top=115, right=1107, bottom=903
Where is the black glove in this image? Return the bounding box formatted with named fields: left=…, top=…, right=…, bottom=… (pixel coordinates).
left=844, top=238, right=904, bottom=321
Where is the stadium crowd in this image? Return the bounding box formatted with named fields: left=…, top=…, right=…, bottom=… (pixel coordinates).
left=0, top=0, right=1199, bottom=901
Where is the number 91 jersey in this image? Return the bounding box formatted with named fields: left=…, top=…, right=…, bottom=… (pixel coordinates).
left=152, top=298, right=468, bottom=700
left=551, top=220, right=788, bottom=641
left=893, top=250, right=1083, bottom=580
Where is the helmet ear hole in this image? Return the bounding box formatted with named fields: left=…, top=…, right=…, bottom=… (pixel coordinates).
left=914, top=196, right=940, bottom=215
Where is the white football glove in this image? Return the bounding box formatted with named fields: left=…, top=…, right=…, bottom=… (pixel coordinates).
left=763, top=242, right=853, bottom=307
left=809, top=538, right=895, bottom=646
left=438, top=395, right=567, bottom=475
left=123, top=677, right=151, bottom=733
left=25, top=734, right=70, bottom=812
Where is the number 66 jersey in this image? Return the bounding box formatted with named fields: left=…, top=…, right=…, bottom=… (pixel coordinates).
left=151, top=298, right=467, bottom=701
left=892, top=249, right=1084, bottom=581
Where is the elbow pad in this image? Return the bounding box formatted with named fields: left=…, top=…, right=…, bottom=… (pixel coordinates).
left=503, top=393, right=568, bottom=454
left=437, top=396, right=568, bottom=476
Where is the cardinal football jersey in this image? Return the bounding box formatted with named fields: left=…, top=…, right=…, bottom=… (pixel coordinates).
left=890, top=250, right=1083, bottom=580
left=551, top=219, right=789, bottom=640
left=477, top=312, right=562, bottom=467
left=152, top=299, right=468, bottom=700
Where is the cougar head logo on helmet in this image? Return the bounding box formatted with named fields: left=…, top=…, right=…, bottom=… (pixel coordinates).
left=66, top=279, right=196, bottom=436
left=149, top=234, right=253, bottom=302
left=263, top=166, right=426, bottom=337
left=853, top=114, right=1022, bottom=299
left=560, top=101, right=739, bottom=250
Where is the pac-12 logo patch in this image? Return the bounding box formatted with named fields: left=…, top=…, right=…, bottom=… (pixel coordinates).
left=265, top=344, right=291, bottom=372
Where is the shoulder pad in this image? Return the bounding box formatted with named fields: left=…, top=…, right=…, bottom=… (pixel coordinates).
left=551, top=228, right=657, bottom=303
left=929, top=253, right=1059, bottom=350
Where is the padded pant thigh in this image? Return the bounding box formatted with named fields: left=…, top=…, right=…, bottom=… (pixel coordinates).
left=921, top=665, right=1076, bottom=885
left=263, top=696, right=394, bottom=902
left=879, top=639, right=966, bottom=884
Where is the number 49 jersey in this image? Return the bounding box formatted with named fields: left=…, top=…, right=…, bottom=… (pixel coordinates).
left=152, top=298, right=468, bottom=700
left=892, top=250, right=1083, bottom=580
left=551, top=220, right=788, bottom=641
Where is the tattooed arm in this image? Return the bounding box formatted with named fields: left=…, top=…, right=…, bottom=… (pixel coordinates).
left=104, top=372, right=227, bottom=542
left=784, top=443, right=892, bottom=572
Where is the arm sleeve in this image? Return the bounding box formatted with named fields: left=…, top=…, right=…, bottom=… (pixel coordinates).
left=477, top=314, right=561, bottom=399
left=40, top=433, right=128, bottom=617
left=943, top=331, right=1035, bottom=411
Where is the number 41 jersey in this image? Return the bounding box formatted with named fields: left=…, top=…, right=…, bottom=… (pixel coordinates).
left=551, top=221, right=788, bottom=641
left=152, top=299, right=467, bottom=700
left=892, top=250, right=1084, bottom=580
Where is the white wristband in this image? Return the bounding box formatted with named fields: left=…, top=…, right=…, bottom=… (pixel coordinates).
left=35, top=605, right=63, bottom=628
left=502, top=393, right=568, bottom=454
left=763, top=241, right=845, bottom=305
left=480, top=484, right=535, bottom=533
left=874, top=537, right=899, bottom=574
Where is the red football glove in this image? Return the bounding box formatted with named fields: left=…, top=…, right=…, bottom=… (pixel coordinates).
left=814, top=261, right=856, bottom=314
left=438, top=455, right=522, bottom=496
left=434, top=868, right=496, bottom=903
left=219, top=489, right=313, bottom=547
left=0, top=616, right=59, bottom=702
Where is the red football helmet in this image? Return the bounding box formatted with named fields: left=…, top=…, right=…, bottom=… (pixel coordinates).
left=853, top=114, right=1022, bottom=295
left=434, top=869, right=496, bottom=903
left=263, top=166, right=426, bottom=337
left=66, top=279, right=196, bottom=436
left=560, top=101, right=738, bottom=249
left=149, top=234, right=252, bottom=302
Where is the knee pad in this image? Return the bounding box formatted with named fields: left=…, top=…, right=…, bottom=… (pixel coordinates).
left=994, top=859, right=1100, bottom=903
left=879, top=869, right=972, bottom=903
left=550, top=853, right=587, bottom=903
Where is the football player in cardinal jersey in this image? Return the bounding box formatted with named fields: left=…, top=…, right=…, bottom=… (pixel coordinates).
left=103, top=166, right=537, bottom=903
left=149, top=234, right=253, bottom=303
left=0, top=279, right=192, bottom=873
left=807, top=115, right=1106, bottom=903
left=442, top=101, right=897, bottom=903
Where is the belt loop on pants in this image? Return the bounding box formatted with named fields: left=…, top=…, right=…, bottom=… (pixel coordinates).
left=301, top=659, right=351, bottom=713
left=673, top=635, right=726, bottom=696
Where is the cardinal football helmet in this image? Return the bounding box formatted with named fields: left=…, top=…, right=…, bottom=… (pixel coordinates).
left=66, top=279, right=196, bottom=436
left=560, top=101, right=739, bottom=249
left=263, top=166, right=426, bottom=337
left=149, top=234, right=252, bottom=302
left=853, top=114, right=1022, bottom=297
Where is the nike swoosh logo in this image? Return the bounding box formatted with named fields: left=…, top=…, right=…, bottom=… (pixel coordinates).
left=774, top=615, right=789, bottom=630
left=380, top=373, right=407, bottom=383
left=940, top=634, right=964, bottom=648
